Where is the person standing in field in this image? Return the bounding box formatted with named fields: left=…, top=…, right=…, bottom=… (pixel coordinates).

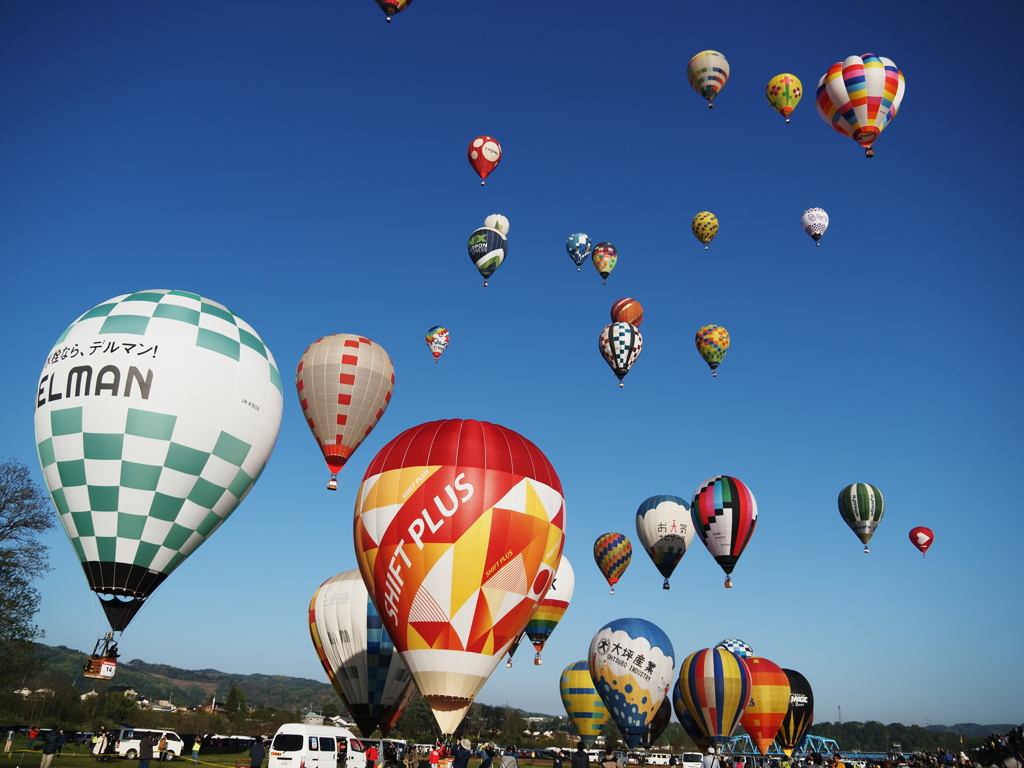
left=139, top=732, right=157, bottom=768
left=572, top=745, right=590, bottom=768
left=192, top=736, right=202, bottom=765
left=249, top=737, right=266, bottom=768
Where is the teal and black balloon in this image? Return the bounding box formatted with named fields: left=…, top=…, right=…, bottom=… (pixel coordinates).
left=468, top=227, right=507, bottom=286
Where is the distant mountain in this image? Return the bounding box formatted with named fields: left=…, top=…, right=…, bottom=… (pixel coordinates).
left=926, top=724, right=1020, bottom=739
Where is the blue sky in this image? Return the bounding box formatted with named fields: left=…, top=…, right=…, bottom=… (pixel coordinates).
left=2, top=0, right=1021, bottom=729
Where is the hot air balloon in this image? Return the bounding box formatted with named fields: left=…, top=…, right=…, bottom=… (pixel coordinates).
left=635, top=495, right=694, bottom=589
left=426, top=326, right=450, bottom=363
left=505, top=630, right=527, bottom=668
left=589, top=618, right=676, bottom=749
left=775, top=669, right=814, bottom=757
left=35, top=290, right=283, bottom=638
left=695, top=325, right=729, bottom=377
left=594, top=533, right=631, bottom=594
left=309, top=570, right=418, bottom=738
left=375, top=0, right=412, bottom=22
left=766, top=74, right=803, bottom=122
left=644, top=698, right=673, bottom=748
left=673, top=684, right=712, bottom=751
left=678, top=647, right=752, bottom=748
left=909, top=526, right=934, bottom=557
left=692, top=212, right=718, bottom=249
left=687, top=50, right=730, bottom=107
left=801, top=208, right=829, bottom=245
left=484, top=213, right=509, bottom=235
left=468, top=227, right=508, bottom=286
left=599, top=322, right=643, bottom=387
left=567, top=233, right=592, bottom=271
left=297, top=334, right=394, bottom=490
left=816, top=54, right=905, bottom=158
left=468, top=136, right=502, bottom=184
left=838, top=483, right=885, bottom=553
left=715, top=638, right=754, bottom=659
left=691, top=476, right=758, bottom=588
left=525, top=555, right=575, bottom=665
left=592, top=242, right=618, bottom=284
left=560, top=660, right=611, bottom=748
left=353, top=419, right=566, bottom=735
left=739, top=656, right=791, bottom=756
left=611, top=298, right=644, bottom=328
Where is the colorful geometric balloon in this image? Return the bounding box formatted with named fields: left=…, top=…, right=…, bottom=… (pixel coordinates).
left=775, top=668, right=814, bottom=757
left=838, top=483, right=885, bottom=553
left=560, top=660, right=610, bottom=748
left=801, top=208, right=829, bottom=245
left=426, top=326, right=450, bottom=363
left=692, top=212, right=719, bottom=248
left=909, top=526, right=934, bottom=557
left=374, top=0, right=412, bottom=22
left=589, top=618, right=676, bottom=749
left=484, top=213, right=509, bottom=236
left=635, top=495, right=694, bottom=589
left=816, top=54, right=905, bottom=158
left=594, top=532, right=632, bottom=594
left=309, top=570, right=417, bottom=738
left=35, top=290, right=283, bottom=632
left=592, top=242, right=618, bottom=284
left=525, top=555, right=575, bottom=665
left=715, top=638, right=754, bottom=659
left=678, top=646, right=752, bottom=747
left=673, top=684, right=712, bottom=751
left=567, top=233, right=592, bottom=270
left=695, top=325, right=730, bottom=377
left=468, top=227, right=508, bottom=286
left=353, top=419, right=566, bottom=735
left=611, top=298, right=644, bottom=328
left=691, top=476, right=758, bottom=587
left=297, top=334, right=395, bottom=490
left=739, top=656, right=791, bottom=756
left=766, top=74, right=803, bottom=122
left=687, top=50, right=730, bottom=107
left=599, top=322, right=643, bottom=387
left=468, top=135, right=502, bottom=183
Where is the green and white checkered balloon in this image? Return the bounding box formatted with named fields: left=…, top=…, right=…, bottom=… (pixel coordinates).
left=34, top=290, right=283, bottom=631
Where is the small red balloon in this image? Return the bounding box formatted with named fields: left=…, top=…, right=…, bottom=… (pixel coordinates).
left=909, top=526, right=934, bottom=557
left=468, top=136, right=502, bottom=183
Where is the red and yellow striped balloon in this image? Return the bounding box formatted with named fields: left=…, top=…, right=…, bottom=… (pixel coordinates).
left=739, top=656, right=792, bottom=755
left=678, top=647, right=751, bottom=746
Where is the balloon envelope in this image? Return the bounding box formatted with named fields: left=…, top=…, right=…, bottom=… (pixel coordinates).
left=691, top=476, right=758, bottom=586
left=909, top=526, right=934, bottom=556
left=687, top=50, right=730, bottom=105
left=611, top=298, right=644, bottom=328
left=816, top=54, right=905, bottom=157
left=426, top=326, right=450, bottom=362
left=592, top=242, right=618, bottom=282
left=838, top=483, right=885, bottom=552
left=766, top=74, right=803, bottom=121
left=560, top=660, right=610, bottom=748
left=776, top=669, right=814, bottom=757
left=695, top=325, right=730, bottom=375
left=594, top=532, right=632, bottom=592
left=715, top=638, right=754, bottom=659
left=566, top=233, right=592, bottom=269
left=374, top=0, right=412, bottom=20
left=678, top=646, right=752, bottom=747
left=801, top=208, right=829, bottom=243
left=589, top=618, right=676, bottom=749
left=635, top=495, right=694, bottom=588
left=35, top=290, right=283, bottom=632
left=297, top=334, right=394, bottom=489
left=468, top=227, right=508, bottom=285
left=645, top=698, right=672, bottom=747
left=673, top=684, right=712, bottom=751
left=468, top=136, right=502, bottom=182
left=525, top=555, right=575, bottom=663
left=353, top=419, right=566, bottom=735
left=738, top=656, right=791, bottom=756
left=600, top=322, right=643, bottom=386
left=692, top=212, right=719, bottom=247
left=309, top=570, right=417, bottom=738
left=484, top=213, right=509, bottom=235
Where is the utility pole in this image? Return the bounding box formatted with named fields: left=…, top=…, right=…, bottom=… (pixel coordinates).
left=838, top=706, right=842, bottom=724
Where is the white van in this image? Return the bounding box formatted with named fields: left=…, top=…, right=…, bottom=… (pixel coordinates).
left=268, top=724, right=368, bottom=768
left=111, top=728, right=183, bottom=759
left=681, top=753, right=703, bottom=768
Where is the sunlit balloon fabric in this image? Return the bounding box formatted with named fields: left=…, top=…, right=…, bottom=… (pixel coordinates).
left=776, top=668, right=814, bottom=757
left=566, top=233, right=592, bottom=270
left=678, top=646, right=752, bottom=747
left=816, top=54, right=905, bottom=157
left=838, top=483, right=885, bottom=552
left=687, top=50, right=730, bottom=107
left=691, top=475, right=758, bottom=587
left=525, top=554, right=574, bottom=664
left=589, top=618, right=675, bottom=749
left=353, top=419, right=565, bottom=735
left=600, top=322, right=643, bottom=387
left=468, top=135, right=502, bottom=184
left=715, top=638, right=754, bottom=658
left=909, top=526, right=934, bottom=557
left=374, top=0, right=412, bottom=21
left=766, top=74, right=802, bottom=122
left=34, top=290, right=283, bottom=632
left=309, top=570, right=417, bottom=738
left=801, top=208, right=829, bottom=244
left=468, top=227, right=508, bottom=286
left=692, top=212, right=719, bottom=248
left=296, top=334, right=394, bottom=491
left=560, top=660, right=610, bottom=748
left=594, top=532, right=631, bottom=594
left=426, top=326, right=450, bottom=363
left=484, top=213, right=509, bottom=235
left=635, top=495, right=694, bottom=589
left=592, top=241, right=618, bottom=284
left=611, top=298, right=644, bottom=328
left=739, top=656, right=791, bottom=756
left=695, top=325, right=730, bottom=376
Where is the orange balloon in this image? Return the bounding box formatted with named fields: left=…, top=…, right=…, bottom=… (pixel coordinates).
left=739, top=656, right=792, bottom=755
left=611, top=298, right=644, bottom=327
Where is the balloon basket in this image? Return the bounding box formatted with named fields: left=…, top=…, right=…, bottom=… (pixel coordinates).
left=534, top=654, right=542, bottom=666
left=385, top=16, right=391, bottom=22
left=506, top=660, right=512, bottom=668
left=662, top=579, right=670, bottom=590
left=785, top=118, right=791, bottom=123
left=482, top=280, right=488, bottom=287
left=83, top=656, right=117, bottom=680
left=609, top=586, right=615, bottom=595
left=865, top=148, right=875, bottom=158
left=724, top=576, right=733, bottom=588
left=327, top=476, right=338, bottom=491
left=480, top=180, right=486, bottom=186
left=863, top=546, right=870, bottom=553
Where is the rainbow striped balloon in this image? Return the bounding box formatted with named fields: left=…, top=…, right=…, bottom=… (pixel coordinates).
left=594, top=532, right=632, bottom=593
left=816, top=53, right=905, bottom=158
left=678, top=646, right=752, bottom=746
left=525, top=555, right=575, bottom=664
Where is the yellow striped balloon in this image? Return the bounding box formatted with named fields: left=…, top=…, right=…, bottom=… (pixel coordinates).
left=678, top=647, right=752, bottom=747
left=560, top=660, right=610, bottom=748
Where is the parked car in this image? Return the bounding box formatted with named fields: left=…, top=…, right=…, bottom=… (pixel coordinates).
left=111, top=728, right=183, bottom=759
